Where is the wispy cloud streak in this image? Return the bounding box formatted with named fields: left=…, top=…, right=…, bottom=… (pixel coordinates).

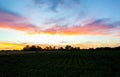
left=0, top=11, right=120, bottom=36
left=43, top=19, right=120, bottom=36
left=32, top=0, right=80, bottom=12
left=0, top=11, right=41, bottom=34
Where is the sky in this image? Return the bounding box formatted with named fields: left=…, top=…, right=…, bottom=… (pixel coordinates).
left=0, top=0, right=120, bottom=50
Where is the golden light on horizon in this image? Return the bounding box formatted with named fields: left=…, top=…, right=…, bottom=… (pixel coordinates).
left=0, top=42, right=25, bottom=50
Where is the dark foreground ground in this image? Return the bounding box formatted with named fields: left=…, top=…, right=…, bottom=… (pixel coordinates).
left=0, top=50, right=120, bottom=77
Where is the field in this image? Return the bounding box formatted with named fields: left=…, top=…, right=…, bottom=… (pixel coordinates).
left=0, top=50, right=120, bottom=77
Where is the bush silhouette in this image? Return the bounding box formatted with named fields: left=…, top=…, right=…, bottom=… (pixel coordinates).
left=23, top=45, right=42, bottom=51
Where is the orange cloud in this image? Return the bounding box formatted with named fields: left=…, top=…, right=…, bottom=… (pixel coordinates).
left=0, top=11, right=120, bottom=36
left=0, top=22, right=40, bottom=34
left=43, top=18, right=120, bottom=36
left=118, top=32, right=120, bottom=36
left=43, top=24, right=118, bottom=36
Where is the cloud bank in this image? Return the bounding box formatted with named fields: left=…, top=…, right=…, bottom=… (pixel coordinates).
left=0, top=11, right=41, bottom=34
left=0, top=11, right=120, bottom=37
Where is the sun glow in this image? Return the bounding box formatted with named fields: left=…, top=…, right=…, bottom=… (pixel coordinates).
left=0, top=42, right=24, bottom=50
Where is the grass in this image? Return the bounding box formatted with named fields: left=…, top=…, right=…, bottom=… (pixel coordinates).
left=0, top=50, right=120, bottom=77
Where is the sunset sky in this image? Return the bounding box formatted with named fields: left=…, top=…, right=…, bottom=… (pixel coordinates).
left=0, top=0, right=120, bottom=50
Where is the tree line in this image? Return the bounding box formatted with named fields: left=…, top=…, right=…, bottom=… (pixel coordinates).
left=22, top=45, right=120, bottom=51
left=22, top=45, right=80, bottom=51
left=0, top=45, right=120, bottom=52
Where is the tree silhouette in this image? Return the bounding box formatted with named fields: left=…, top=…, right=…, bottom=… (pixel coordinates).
left=65, top=45, right=72, bottom=50
left=23, top=45, right=30, bottom=51
left=22, top=45, right=42, bottom=51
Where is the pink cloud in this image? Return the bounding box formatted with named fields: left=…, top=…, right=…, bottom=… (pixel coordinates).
left=0, top=11, right=120, bottom=36
left=0, top=22, right=40, bottom=33
left=43, top=23, right=119, bottom=36
left=0, top=12, right=23, bottom=21
left=0, top=11, right=41, bottom=34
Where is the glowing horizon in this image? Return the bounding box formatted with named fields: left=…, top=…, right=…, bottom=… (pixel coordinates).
left=0, top=0, right=120, bottom=50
